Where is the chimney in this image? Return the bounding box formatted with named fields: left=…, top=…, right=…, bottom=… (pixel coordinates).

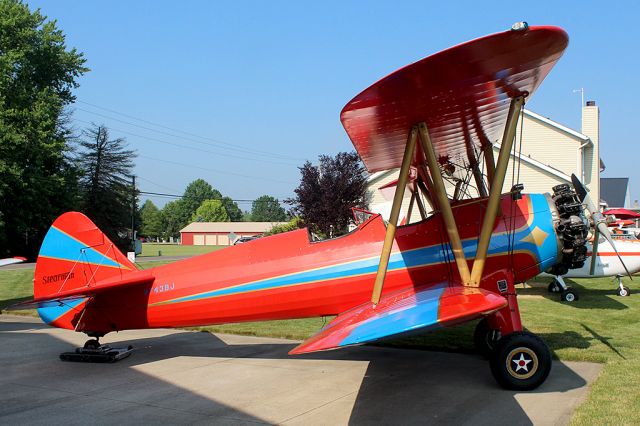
left=581, top=100, right=600, bottom=205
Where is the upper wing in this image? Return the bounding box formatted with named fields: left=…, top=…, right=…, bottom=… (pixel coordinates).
left=341, top=26, right=568, bottom=173
left=290, top=283, right=507, bottom=355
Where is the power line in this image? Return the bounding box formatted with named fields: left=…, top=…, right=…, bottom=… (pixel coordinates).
left=75, top=101, right=305, bottom=162
left=139, top=190, right=289, bottom=204
left=137, top=154, right=296, bottom=185
left=74, top=118, right=299, bottom=167
left=136, top=175, right=180, bottom=193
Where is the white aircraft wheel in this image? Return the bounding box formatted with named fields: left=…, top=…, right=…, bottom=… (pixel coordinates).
left=617, top=286, right=631, bottom=297
left=490, top=332, right=552, bottom=390
left=560, top=289, right=579, bottom=302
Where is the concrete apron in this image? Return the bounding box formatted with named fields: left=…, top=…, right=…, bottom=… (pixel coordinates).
left=0, top=315, right=602, bottom=425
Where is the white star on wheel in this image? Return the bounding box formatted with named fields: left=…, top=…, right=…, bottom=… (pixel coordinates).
left=512, top=353, right=532, bottom=372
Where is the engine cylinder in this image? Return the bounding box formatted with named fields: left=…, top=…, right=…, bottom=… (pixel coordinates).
left=549, top=184, right=588, bottom=275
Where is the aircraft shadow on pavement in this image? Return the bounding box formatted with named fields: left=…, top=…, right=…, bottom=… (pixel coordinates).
left=1, top=318, right=589, bottom=425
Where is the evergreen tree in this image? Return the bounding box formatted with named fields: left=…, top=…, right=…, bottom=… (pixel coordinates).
left=77, top=125, right=136, bottom=250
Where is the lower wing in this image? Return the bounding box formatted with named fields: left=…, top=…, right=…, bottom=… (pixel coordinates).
left=290, top=283, right=507, bottom=355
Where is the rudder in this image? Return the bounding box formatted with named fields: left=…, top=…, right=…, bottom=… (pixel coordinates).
left=34, top=212, right=137, bottom=328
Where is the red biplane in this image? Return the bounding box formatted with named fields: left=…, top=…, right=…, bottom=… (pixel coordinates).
left=12, top=24, right=590, bottom=390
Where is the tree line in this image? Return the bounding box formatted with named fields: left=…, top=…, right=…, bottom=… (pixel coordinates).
left=138, top=179, right=288, bottom=241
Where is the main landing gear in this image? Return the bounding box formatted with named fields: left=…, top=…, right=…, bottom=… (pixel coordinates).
left=474, top=321, right=552, bottom=390
left=615, top=275, right=631, bottom=297
left=547, top=276, right=579, bottom=302
left=59, top=337, right=133, bottom=363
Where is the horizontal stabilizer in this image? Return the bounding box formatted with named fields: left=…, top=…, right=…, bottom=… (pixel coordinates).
left=8, top=269, right=155, bottom=310
left=290, top=284, right=506, bottom=355
left=7, top=295, right=88, bottom=311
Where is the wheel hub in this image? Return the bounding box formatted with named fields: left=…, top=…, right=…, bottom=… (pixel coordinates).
left=506, top=347, right=538, bottom=380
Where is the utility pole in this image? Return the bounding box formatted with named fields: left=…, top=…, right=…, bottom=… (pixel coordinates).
left=131, top=175, right=136, bottom=251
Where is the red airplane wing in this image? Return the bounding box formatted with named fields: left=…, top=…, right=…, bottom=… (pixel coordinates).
left=290, top=283, right=507, bottom=354
left=341, top=25, right=568, bottom=173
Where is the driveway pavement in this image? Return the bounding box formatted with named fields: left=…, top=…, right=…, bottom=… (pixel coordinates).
left=0, top=315, right=601, bottom=425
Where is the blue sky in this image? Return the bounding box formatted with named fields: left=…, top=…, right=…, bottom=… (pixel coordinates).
left=28, top=0, right=640, bottom=209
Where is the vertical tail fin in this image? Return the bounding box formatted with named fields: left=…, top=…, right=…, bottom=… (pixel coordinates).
left=34, top=212, right=137, bottom=300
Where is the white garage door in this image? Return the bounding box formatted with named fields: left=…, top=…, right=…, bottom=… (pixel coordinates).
left=205, top=235, right=217, bottom=245
left=193, top=234, right=205, bottom=246
left=218, top=235, right=230, bottom=246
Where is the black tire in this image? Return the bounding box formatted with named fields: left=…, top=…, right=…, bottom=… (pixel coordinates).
left=83, top=339, right=100, bottom=350
left=490, top=332, right=552, bottom=391
left=474, top=318, right=501, bottom=358
left=617, top=286, right=631, bottom=297
left=560, top=289, right=579, bottom=302
left=548, top=281, right=561, bottom=293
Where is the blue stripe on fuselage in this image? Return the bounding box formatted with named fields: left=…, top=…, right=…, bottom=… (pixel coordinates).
left=160, top=194, right=558, bottom=305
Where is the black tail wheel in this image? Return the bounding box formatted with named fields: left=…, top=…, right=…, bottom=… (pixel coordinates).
left=473, top=318, right=501, bottom=358
left=490, top=332, right=552, bottom=390
left=83, top=339, right=100, bottom=350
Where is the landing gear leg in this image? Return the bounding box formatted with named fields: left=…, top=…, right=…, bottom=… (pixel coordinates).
left=486, top=274, right=552, bottom=390
left=615, top=274, right=631, bottom=297
left=474, top=318, right=501, bottom=358
left=547, top=277, right=562, bottom=293
left=553, top=276, right=579, bottom=302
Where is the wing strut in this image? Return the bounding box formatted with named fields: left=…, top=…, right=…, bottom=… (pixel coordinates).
left=469, top=96, right=525, bottom=285
left=414, top=188, right=428, bottom=219
left=371, top=127, right=418, bottom=304
left=417, top=167, right=436, bottom=210
left=418, top=122, right=471, bottom=284
left=406, top=189, right=416, bottom=223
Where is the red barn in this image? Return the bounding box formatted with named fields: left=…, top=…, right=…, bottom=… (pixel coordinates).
left=180, top=222, right=287, bottom=246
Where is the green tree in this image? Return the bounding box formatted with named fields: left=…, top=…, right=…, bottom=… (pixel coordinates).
left=160, top=200, right=183, bottom=241
left=192, top=199, right=230, bottom=222
left=221, top=196, right=243, bottom=221
left=263, top=216, right=303, bottom=236
left=181, top=179, right=221, bottom=217
left=77, top=125, right=136, bottom=250
left=0, top=0, right=88, bottom=257
left=251, top=195, right=287, bottom=222
left=140, top=200, right=162, bottom=240
left=287, top=152, right=367, bottom=237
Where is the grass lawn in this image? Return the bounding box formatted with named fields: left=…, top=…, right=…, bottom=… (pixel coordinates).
left=1, top=265, right=638, bottom=424
left=139, top=243, right=223, bottom=257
